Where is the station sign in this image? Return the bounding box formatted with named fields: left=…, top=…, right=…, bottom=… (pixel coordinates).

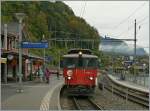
left=21, top=42, right=48, bottom=48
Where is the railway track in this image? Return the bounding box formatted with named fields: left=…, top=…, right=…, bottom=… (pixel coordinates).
left=60, top=85, right=104, bottom=110
left=73, top=97, right=104, bottom=110
left=99, top=74, right=149, bottom=108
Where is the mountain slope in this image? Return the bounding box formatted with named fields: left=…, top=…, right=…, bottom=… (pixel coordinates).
left=2, top=1, right=100, bottom=65
left=2, top=1, right=100, bottom=48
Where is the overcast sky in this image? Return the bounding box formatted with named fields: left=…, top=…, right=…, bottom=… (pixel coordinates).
left=64, top=1, right=149, bottom=53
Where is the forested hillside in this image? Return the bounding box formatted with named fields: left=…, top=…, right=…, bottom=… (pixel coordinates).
left=2, top=1, right=100, bottom=45
left=2, top=1, right=100, bottom=66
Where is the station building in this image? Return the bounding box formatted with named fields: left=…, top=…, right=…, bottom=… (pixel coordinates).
left=1, top=22, right=44, bottom=83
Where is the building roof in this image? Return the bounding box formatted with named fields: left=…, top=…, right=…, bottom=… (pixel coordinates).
left=1, top=22, right=19, bottom=36
left=2, top=50, right=44, bottom=61
left=68, top=49, right=92, bottom=54
left=63, top=54, right=98, bottom=58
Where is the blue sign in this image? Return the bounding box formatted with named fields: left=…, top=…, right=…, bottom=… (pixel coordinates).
left=22, top=42, right=48, bottom=48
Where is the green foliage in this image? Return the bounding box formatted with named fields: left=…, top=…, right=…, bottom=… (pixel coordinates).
left=92, top=50, right=111, bottom=69
left=2, top=1, right=100, bottom=66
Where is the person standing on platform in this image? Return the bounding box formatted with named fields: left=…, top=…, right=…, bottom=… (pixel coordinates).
left=45, top=68, right=51, bottom=83
left=35, top=68, right=39, bottom=81
left=56, top=69, right=59, bottom=80
left=39, top=67, right=44, bottom=82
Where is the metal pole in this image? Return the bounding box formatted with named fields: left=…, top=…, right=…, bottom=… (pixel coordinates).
left=15, top=13, right=25, bottom=92
left=59, top=50, right=60, bottom=71
left=43, top=34, right=46, bottom=71
left=30, top=60, right=33, bottom=81
left=134, top=19, right=137, bottom=82
left=111, top=84, right=114, bottom=100
left=19, top=19, right=22, bottom=84
left=81, top=40, right=82, bottom=49
left=4, top=63, right=7, bottom=84
left=134, top=19, right=136, bottom=60
left=44, top=48, right=45, bottom=70
left=4, top=24, right=8, bottom=84
left=4, top=24, right=7, bottom=50
left=74, top=40, right=75, bottom=48
left=143, top=67, right=146, bottom=86
left=0, top=29, right=1, bottom=86
left=126, top=88, right=128, bottom=104
left=17, top=19, right=23, bottom=92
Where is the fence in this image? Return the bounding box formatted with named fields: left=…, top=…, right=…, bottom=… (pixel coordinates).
left=108, top=69, right=149, bottom=88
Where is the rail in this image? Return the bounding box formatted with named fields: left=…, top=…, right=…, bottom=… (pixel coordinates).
left=106, top=74, right=149, bottom=95
left=60, top=85, right=104, bottom=110
left=88, top=98, right=104, bottom=110
left=72, top=97, right=81, bottom=110
left=72, top=97, right=103, bottom=110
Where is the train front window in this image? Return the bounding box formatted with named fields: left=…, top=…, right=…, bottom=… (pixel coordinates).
left=63, top=58, right=77, bottom=68
left=63, top=58, right=98, bottom=68
left=78, top=58, right=98, bottom=68
left=87, top=58, right=98, bottom=68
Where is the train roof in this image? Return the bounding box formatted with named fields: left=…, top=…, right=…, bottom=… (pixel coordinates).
left=67, top=49, right=92, bottom=54
left=63, top=54, right=98, bottom=58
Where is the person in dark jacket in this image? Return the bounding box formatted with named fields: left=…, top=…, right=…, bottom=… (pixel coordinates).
left=56, top=69, right=59, bottom=80
left=45, top=68, right=51, bottom=83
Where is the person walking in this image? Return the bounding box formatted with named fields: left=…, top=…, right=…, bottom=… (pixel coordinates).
left=35, top=69, right=39, bottom=81
left=39, top=67, right=44, bottom=82
left=45, top=68, right=51, bottom=83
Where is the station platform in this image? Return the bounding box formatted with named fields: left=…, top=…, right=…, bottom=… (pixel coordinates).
left=107, top=74, right=149, bottom=93
left=1, top=74, right=64, bottom=110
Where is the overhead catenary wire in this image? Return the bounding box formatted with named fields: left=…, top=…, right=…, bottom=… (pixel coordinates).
left=78, top=0, right=87, bottom=39
left=139, top=21, right=149, bottom=26
left=115, top=24, right=134, bottom=37
left=113, top=2, right=146, bottom=29
left=137, top=16, right=149, bottom=24
left=80, top=1, right=87, bottom=18
left=81, top=2, right=87, bottom=18
left=115, top=15, right=148, bottom=37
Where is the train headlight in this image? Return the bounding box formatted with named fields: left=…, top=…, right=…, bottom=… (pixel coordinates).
left=79, top=51, right=82, bottom=57
left=67, top=70, right=73, bottom=76
left=67, top=76, right=71, bottom=80
left=79, top=51, right=82, bottom=55
left=89, top=77, right=93, bottom=80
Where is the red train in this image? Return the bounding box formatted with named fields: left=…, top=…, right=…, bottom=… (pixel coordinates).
left=62, top=49, right=99, bottom=96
